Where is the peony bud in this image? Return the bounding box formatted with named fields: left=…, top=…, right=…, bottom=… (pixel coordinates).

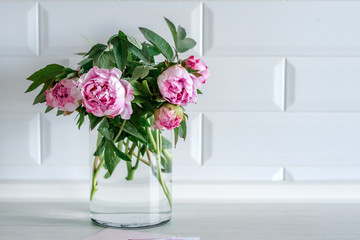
left=152, top=103, right=184, bottom=130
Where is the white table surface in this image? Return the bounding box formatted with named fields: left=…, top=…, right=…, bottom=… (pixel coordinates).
left=1, top=201, right=360, bottom=240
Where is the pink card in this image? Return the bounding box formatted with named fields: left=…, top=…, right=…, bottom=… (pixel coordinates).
left=129, top=238, right=200, bottom=240
left=82, top=229, right=173, bottom=240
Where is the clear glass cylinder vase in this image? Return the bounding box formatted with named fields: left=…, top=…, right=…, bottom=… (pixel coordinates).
left=89, top=129, right=172, bottom=228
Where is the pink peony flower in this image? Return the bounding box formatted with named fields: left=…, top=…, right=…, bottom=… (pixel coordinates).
left=157, top=65, right=197, bottom=106
left=78, top=66, right=134, bottom=119
left=45, top=78, right=82, bottom=112
left=152, top=104, right=184, bottom=130
left=183, top=56, right=210, bottom=88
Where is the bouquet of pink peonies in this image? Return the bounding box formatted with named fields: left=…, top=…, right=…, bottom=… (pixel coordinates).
left=25, top=18, right=209, bottom=210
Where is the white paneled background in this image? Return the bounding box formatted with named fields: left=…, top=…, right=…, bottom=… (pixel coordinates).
left=1, top=0, right=360, bottom=198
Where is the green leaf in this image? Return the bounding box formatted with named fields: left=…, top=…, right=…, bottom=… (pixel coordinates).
left=26, top=80, right=46, bottom=93
left=142, top=80, right=152, bottom=96
left=130, top=80, right=149, bottom=96
left=104, top=172, right=111, bottom=179
left=179, top=120, right=187, bottom=140
left=93, top=137, right=106, bottom=156
left=45, top=106, right=53, bottom=113
left=78, top=57, right=92, bottom=66
left=104, top=141, right=116, bottom=175
left=175, top=25, right=196, bottom=53
left=127, top=35, right=142, bottom=49
left=78, top=58, right=93, bottom=73
left=74, top=52, right=87, bottom=56
left=164, top=17, right=178, bottom=48
left=143, top=43, right=161, bottom=57
left=89, top=114, right=103, bottom=130
left=177, top=26, right=186, bottom=41
left=128, top=44, right=150, bottom=62
left=197, top=89, right=203, bottom=94
left=130, top=66, right=143, bottom=82
left=55, top=68, right=76, bottom=82
left=139, top=27, right=174, bottom=61
left=56, top=110, right=64, bottom=116
left=130, top=65, right=154, bottom=81
left=112, top=37, right=128, bottom=71
left=162, top=136, right=172, bottom=149
left=132, top=96, right=148, bottom=104
left=76, top=108, right=86, bottom=129
left=111, top=142, right=131, bottom=161
left=178, top=38, right=197, bottom=53
left=140, top=116, right=151, bottom=127
left=97, top=119, right=114, bottom=140
left=26, top=64, right=64, bottom=92
left=35, top=74, right=55, bottom=103
left=140, top=144, right=147, bottom=156
left=107, top=34, right=118, bottom=45
left=33, top=91, right=46, bottom=105
left=27, top=64, right=64, bottom=82
left=174, top=127, right=179, bottom=147
left=85, top=43, right=107, bottom=59
left=97, top=51, right=116, bottom=69
left=123, top=121, right=147, bottom=143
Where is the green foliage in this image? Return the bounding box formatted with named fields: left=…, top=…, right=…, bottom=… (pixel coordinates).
left=178, top=120, right=187, bottom=140
left=45, top=106, right=53, bottom=113
left=104, top=141, right=116, bottom=174
left=164, top=18, right=197, bottom=53
left=165, top=18, right=177, bottom=48
left=161, top=136, right=172, bottom=149
left=111, top=34, right=128, bottom=71
left=130, top=65, right=156, bottom=81
left=98, top=119, right=114, bottom=140
left=123, top=121, right=147, bottom=143
left=173, top=127, right=179, bottom=147
left=97, top=51, right=116, bottom=69
left=76, top=107, right=86, bottom=129
left=56, top=110, right=64, bottom=116
left=26, top=64, right=65, bottom=105
left=139, top=27, right=174, bottom=61
left=26, top=64, right=64, bottom=86
left=88, top=114, right=103, bottom=130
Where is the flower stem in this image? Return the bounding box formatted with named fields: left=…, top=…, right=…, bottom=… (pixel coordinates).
left=146, top=127, right=157, bottom=152
left=156, top=130, right=172, bottom=208
left=132, top=152, right=149, bottom=166
left=125, top=141, right=137, bottom=181
left=114, top=120, right=126, bottom=142
left=90, top=155, right=105, bottom=201
left=90, top=120, right=126, bottom=201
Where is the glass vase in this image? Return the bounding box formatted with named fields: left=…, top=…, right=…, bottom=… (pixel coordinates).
left=89, top=129, right=172, bottom=228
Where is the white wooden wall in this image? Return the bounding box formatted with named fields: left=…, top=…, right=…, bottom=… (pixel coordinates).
left=1, top=1, right=360, bottom=184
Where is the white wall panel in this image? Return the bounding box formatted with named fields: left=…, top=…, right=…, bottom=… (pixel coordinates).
left=1, top=0, right=360, bottom=186
left=285, top=167, right=360, bottom=181
left=40, top=1, right=201, bottom=56
left=286, top=58, right=360, bottom=111
left=41, top=112, right=89, bottom=165
left=173, top=113, right=202, bottom=166
left=0, top=57, right=69, bottom=112
left=203, top=112, right=360, bottom=166
left=204, top=1, right=360, bottom=56
left=0, top=2, right=37, bottom=56
left=188, top=57, right=284, bottom=112
left=0, top=166, right=88, bottom=180
left=0, top=113, right=40, bottom=165
left=173, top=166, right=283, bottom=181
